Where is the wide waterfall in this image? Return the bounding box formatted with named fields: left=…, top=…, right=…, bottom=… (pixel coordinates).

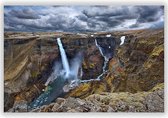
left=57, top=38, right=70, bottom=78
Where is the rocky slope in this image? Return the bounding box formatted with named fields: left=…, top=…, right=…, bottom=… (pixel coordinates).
left=4, top=28, right=164, bottom=112
left=66, top=29, right=164, bottom=98
left=32, top=83, right=164, bottom=112
left=9, top=83, right=164, bottom=112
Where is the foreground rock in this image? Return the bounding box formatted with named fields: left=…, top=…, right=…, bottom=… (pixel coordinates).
left=31, top=83, right=164, bottom=112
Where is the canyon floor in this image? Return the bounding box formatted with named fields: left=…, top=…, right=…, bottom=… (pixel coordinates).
left=4, top=29, right=164, bottom=112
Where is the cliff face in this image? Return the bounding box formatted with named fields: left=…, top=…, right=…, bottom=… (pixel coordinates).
left=66, top=29, right=164, bottom=98
left=4, top=29, right=164, bottom=112
left=4, top=37, right=59, bottom=111
left=115, top=29, right=164, bottom=92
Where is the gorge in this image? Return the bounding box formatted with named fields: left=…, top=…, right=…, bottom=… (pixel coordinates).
left=4, top=29, right=164, bottom=112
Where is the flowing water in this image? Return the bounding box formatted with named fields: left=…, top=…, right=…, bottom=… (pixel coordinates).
left=57, top=38, right=70, bottom=78
left=94, top=39, right=109, bottom=80
left=30, top=38, right=82, bottom=109
left=80, top=38, right=110, bottom=83
left=30, top=36, right=117, bottom=109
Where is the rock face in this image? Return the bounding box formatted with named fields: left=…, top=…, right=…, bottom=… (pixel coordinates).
left=67, top=29, right=164, bottom=98
left=4, top=29, right=164, bottom=112
left=115, top=29, right=164, bottom=92
left=31, top=83, right=164, bottom=112
left=4, top=37, right=59, bottom=111
left=62, top=37, right=105, bottom=80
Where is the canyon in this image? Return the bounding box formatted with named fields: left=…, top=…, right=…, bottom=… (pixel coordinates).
left=4, top=28, right=164, bottom=112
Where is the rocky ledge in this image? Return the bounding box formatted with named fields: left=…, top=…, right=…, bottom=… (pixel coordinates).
left=9, top=83, right=163, bottom=112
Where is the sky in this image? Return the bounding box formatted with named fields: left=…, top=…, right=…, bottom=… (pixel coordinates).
left=4, top=6, right=164, bottom=32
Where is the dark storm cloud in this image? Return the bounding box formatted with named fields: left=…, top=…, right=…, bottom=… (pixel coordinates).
left=82, top=6, right=129, bottom=18
left=46, top=14, right=89, bottom=32
left=4, top=6, right=164, bottom=32
left=9, top=9, right=40, bottom=19
left=77, top=14, right=88, bottom=22
left=78, top=6, right=136, bottom=30
left=135, top=6, right=162, bottom=23
left=4, top=15, right=50, bottom=32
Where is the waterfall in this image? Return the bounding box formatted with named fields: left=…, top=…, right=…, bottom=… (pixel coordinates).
left=95, top=39, right=109, bottom=72
left=57, top=38, right=70, bottom=78
left=81, top=39, right=109, bottom=83
left=30, top=38, right=84, bottom=109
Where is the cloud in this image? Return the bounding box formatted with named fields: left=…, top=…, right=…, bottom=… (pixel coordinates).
left=4, top=6, right=164, bottom=32
left=135, top=6, right=162, bottom=23
left=9, top=8, right=40, bottom=19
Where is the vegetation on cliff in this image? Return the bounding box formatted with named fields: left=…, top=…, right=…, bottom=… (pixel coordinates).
left=4, top=29, right=164, bottom=112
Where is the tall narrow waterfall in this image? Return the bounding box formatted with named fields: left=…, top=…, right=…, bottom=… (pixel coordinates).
left=57, top=38, right=70, bottom=78
left=95, top=39, right=109, bottom=72
left=81, top=39, right=109, bottom=83
left=30, top=38, right=83, bottom=109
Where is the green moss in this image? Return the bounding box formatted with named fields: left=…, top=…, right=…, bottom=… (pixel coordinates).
left=94, top=83, right=106, bottom=94
left=151, top=44, right=164, bottom=57
left=67, top=83, right=91, bottom=98
left=149, top=83, right=164, bottom=92
left=89, top=63, right=95, bottom=68
left=31, top=71, right=39, bottom=78
left=138, top=39, right=147, bottom=44
left=82, top=61, right=88, bottom=69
